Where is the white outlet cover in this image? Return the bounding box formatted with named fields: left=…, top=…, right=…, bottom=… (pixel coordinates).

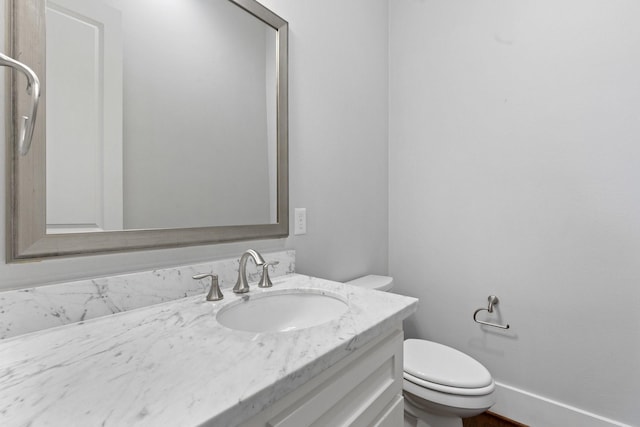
left=294, top=208, right=307, bottom=235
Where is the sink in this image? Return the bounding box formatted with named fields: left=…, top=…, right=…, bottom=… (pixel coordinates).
left=216, top=290, right=348, bottom=333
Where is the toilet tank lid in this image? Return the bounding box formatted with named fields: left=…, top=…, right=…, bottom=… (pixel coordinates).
left=346, top=275, right=394, bottom=291
left=404, top=339, right=493, bottom=389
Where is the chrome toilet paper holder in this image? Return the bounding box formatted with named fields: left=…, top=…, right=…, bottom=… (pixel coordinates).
left=473, top=295, right=510, bottom=329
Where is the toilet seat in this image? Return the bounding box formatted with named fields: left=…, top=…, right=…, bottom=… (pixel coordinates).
left=403, top=371, right=495, bottom=396
left=403, top=339, right=495, bottom=396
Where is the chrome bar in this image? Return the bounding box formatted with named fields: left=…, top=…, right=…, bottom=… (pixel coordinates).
left=0, top=52, right=41, bottom=156
left=473, top=295, right=510, bottom=329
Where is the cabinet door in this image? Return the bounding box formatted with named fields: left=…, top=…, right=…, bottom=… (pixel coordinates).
left=238, top=327, right=404, bottom=427
left=371, top=395, right=404, bottom=427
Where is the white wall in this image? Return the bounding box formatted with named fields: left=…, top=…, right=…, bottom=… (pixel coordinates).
left=389, top=1, right=640, bottom=426
left=0, top=0, right=389, bottom=290
left=261, top=0, right=390, bottom=282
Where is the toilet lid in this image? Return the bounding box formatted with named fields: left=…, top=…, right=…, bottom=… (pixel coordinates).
left=403, top=339, right=493, bottom=389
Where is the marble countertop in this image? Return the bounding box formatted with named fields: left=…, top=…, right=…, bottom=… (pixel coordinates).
left=0, top=274, right=417, bottom=427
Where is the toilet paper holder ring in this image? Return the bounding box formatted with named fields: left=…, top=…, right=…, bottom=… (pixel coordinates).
left=473, top=295, right=510, bottom=329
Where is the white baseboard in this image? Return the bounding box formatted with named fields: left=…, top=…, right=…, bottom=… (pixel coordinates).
left=492, top=381, right=633, bottom=427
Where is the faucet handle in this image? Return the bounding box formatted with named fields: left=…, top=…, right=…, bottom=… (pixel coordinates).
left=193, top=273, right=223, bottom=301
left=258, top=261, right=279, bottom=288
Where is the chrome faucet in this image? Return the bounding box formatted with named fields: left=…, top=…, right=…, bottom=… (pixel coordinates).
left=233, top=249, right=266, bottom=293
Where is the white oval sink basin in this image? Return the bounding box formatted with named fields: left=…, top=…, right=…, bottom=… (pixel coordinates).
left=216, top=290, right=348, bottom=333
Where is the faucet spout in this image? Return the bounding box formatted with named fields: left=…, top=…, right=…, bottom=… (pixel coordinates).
left=233, top=249, right=266, bottom=293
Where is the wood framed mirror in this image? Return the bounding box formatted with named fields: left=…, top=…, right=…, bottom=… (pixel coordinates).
left=7, top=0, right=288, bottom=261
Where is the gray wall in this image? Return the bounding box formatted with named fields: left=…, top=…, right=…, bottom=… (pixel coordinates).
left=389, top=0, right=640, bottom=425
left=0, top=0, right=389, bottom=289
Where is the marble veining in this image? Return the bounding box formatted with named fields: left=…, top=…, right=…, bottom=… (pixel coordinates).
left=0, top=274, right=417, bottom=427
left=0, top=250, right=295, bottom=339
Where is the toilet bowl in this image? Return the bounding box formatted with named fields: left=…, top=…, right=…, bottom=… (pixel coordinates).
left=346, top=275, right=496, bottom=427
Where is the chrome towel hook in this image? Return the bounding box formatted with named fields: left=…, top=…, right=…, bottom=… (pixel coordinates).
left=0, top=52, right=41, bottom=156
left=473, top=295, right=510, bottom=329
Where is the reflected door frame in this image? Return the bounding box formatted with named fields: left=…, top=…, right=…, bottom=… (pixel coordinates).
left=45, top=0, right=123, bottom=233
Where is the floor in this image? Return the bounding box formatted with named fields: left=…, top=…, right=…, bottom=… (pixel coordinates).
left=463, top=411, right=529, bottom=427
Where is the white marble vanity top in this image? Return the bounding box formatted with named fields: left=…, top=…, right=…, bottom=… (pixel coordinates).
left=0, top=274, right=417, bottom=427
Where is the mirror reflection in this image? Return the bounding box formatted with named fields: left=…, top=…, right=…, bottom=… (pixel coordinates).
left=45, top=0, right=278, bottom=233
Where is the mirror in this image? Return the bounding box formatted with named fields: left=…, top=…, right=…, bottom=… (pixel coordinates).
left=7, top=0, right=288, bottom=261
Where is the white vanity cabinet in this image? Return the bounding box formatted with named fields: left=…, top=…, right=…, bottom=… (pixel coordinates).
left=237, top=326, right=405, bottom=427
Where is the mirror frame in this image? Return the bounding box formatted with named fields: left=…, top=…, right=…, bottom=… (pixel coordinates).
left=7, top=0, right=288, bottom=262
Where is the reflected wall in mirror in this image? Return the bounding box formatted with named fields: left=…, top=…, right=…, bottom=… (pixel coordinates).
left=46, top=0, right=278, bottom=232
left=7, top=0, right=288, bottom=261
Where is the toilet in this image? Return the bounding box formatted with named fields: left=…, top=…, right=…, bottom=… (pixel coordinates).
left=346, top=275, right=496, bottom=427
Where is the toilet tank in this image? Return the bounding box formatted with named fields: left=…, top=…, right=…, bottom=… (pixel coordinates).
left=346, top=275, right=394, bottom=292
